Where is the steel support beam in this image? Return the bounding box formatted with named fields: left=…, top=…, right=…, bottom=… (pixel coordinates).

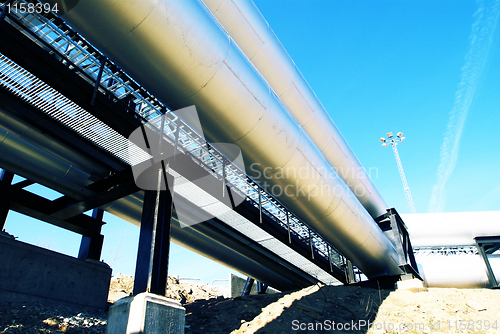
left=0, top=180, right=103, bottom=236
left=0, top=169, right=14, bottom=229
left=475, top=236, right=500, bottom=288
left=78, top=208, right=105, bottom=261
left=91, top=56, right=107, bottom=106
left=376, top=208, right=420, bottom=279
left=133, top=172, right=174, bottom=296
left=256, top=282, right=267, bottom=294
left=241, top=277, right=254, bottom=296
left=258, top=188, right=262, bottom=224
left=388, top=212, right=406, bottom=265
left=346, top=260, right=356, bottom=284
left=50, top=170, right=139, bottom=220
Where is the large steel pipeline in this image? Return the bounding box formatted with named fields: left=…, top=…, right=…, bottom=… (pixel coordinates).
left=0, top=126, right=94, bottom=199
left=201, top=0, right=387, bottom=218
left=417, top=255, right=500, bottom=288
left=46, top=0, right=401, bottom=278
left=402, top=212, right=500, bottom=247
left=0, top=112, right=307, bottom=290
left=0, top=109, right=110, bottom=180
left=402, top=211, right=500, bottom=288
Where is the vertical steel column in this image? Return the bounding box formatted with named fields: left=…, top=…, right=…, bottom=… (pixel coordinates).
left=173, top=117, right=180, bottom=161
left=133, top=172, right=174, bottom=296
left=222, top=157, right=226, bottom=197
left=475, top=238, right=499, bottom=288
left=256, top=282, right=267, bottom=294
left=286, top=210, right=291, bottom=244
left=241, top=277, right=255, bottom=296
left=78, top=208, right=104, bottom=261
left=309, top=229, right=314, bottom=259
left=105, top=77, right=114, bottom=98
left=346, top=260, right=356, bottom=284
left=0, top=170, right=14, bottom=230
left=91, top=56, right=107, bottom=106
left=328, top=245, right=333, bottom=273
left=404, top=228, right=419, bottom=272
left=258, top=188, right=262, bottom=224
left=388, top=212, right=405, bottom=266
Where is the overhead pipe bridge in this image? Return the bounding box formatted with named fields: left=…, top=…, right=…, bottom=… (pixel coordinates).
left=0, top=0, right=419, bottom=293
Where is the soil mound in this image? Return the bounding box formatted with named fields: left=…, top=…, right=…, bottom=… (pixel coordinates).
left=108, top=274, right=224, bottom=304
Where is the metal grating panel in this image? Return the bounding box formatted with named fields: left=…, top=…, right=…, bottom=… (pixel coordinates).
left=0, top=53, right=151, bottom=166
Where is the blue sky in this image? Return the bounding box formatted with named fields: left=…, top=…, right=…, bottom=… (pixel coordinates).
left=4, top=0, right=500, bottom=283
left=253, top=0, right=500, bottom=215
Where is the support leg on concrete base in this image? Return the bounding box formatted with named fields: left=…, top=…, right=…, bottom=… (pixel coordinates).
left=256, top=282, right=267, bottom=294
left=133, top=172, right=174, bottom=296
left=241, top=277, right=254, bottom=296
left=107, top=292, right=185, bottom=334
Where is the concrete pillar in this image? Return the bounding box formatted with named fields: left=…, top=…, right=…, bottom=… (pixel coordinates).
left=107, top=292, right=185, bottom=334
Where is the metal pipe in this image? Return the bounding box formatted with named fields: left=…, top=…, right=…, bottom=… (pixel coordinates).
left=48, top=0, right=401, bottom=278
left=402, top=212, right=500, bottom=247
left=201, top=0, right=388, bottom=218
left=416, top=254, right=500, bottom=288
left=0, top=108, right=110, bottom=178
left=0, top=127, right=94, bottom=198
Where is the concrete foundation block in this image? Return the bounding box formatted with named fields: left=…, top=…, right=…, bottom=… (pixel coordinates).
left=0, top=235, right=111, bottom=310
left=107, top=292, right=185, bottom=334
left=230, top=273, right=279, bottom=297
left=397, top=278, right=425, bottom=290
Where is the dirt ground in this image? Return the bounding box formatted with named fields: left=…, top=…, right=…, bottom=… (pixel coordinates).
left=367, top=287, right=500, bottom=334
left=183, top=285, right=500, bottom=334
left=1, top=275, right=499, bottom=333
left=184, top=284, right=389, bottom=334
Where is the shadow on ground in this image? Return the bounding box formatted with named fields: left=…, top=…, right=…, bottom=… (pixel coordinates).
left=185, top=283, right=392, bottom=334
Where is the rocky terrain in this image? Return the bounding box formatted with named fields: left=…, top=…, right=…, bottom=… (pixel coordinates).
left=1, top=275, right=499, bottom=333
left=107, top=274, right=224, bottom=304
left=0, top=302, right=107, bottom=333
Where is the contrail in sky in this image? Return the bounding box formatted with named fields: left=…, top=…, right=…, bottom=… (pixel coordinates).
left=428, top=0, right=500, bottom=213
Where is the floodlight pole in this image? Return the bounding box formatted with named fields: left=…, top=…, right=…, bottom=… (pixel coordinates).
left=380, top=132, right=416, bottom=214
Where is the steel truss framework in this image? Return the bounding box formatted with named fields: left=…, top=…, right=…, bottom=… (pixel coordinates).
left=375, top=208, right=421, bottom=279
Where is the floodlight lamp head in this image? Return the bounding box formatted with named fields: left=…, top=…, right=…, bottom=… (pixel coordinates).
left=397, top=132, right=403, bottom=138
left=400, top=137, right=405, bottom=141
left=382, top=143, right=389, bottom=146
left=387, top=132, right=393, bottom=138
left=380, top=138, right=386, bottom=143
